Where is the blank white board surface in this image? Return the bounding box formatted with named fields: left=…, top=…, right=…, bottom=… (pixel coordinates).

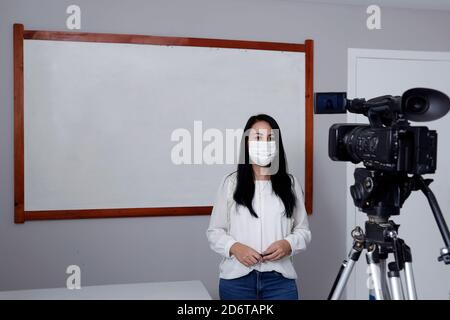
left=24, top=40, right=306, bottom=211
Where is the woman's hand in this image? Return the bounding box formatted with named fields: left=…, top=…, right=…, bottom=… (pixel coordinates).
left=262, top=240, right=292, bottom=261
left=230, top=242, right=263, bottom=267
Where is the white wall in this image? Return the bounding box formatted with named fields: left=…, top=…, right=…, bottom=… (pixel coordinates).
left=1, top=0, right=450, bottom=299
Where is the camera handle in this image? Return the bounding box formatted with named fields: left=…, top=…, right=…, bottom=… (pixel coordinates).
left=413, top=175, right=450, bottom=264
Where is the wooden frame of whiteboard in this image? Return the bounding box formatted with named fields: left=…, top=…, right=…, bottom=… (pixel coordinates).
left=13, top=23, right=314, bottom=223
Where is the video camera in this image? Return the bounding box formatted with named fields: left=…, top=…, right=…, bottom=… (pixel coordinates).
left=316, top=88, right=450, bottom=266
left=328, top=88, right=449, bottom=175
left=319, top=89, right=450, bottom=300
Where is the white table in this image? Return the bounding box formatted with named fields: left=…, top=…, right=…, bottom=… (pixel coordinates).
left=0, top=280, right=212, bottom=300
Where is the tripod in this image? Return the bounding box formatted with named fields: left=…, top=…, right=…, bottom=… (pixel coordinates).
left=328, top=221, right=417, bottom=300
left=328, top=170, right=450, bottom=300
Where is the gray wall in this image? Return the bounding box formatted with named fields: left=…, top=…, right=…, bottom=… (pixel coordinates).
left=1, top=0, right=450, bottom=299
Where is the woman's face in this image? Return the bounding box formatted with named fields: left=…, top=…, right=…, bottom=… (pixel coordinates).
left=248, top=120, right=274, bottom=142
left=247, top=120, right=278, bottom=169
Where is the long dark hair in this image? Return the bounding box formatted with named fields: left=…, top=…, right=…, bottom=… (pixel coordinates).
left=231, top=114, right=297, bottom=218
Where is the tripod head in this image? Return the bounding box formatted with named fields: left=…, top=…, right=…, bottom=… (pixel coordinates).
left=349, top=168, right=450, bottom=265
left=350, top=168, right=412, bottom=218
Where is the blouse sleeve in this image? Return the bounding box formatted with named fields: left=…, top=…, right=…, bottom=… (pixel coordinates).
left=206, top=174, right=238, bottom=258
left=284, top=176, right=312, bottom=256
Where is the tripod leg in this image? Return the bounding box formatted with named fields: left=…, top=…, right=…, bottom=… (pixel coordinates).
left=379, top=254, right=391, bottom=300
left=329, top=227, right=365, bottom=300
left=404, top=262, right=417, bottom=300
left=402, top=244, right=417, bottom=299
left=366, top=246, right=384, bottom=300
left=328, top=246, right=362, bottom=300
left=387, top=269, right=404, bottom=300
left=387, top=233, right=415, bottom=300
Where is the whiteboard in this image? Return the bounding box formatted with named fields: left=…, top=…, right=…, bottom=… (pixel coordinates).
left=347, top=49, right=450, bottom=299
left=23, top=39, right=306, bottom=211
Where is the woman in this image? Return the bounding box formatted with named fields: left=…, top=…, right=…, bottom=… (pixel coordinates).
left=206, top=114, right=311, bottom=300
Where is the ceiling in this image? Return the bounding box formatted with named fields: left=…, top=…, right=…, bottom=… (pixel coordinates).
left=295, top=0, right=450, bottom=11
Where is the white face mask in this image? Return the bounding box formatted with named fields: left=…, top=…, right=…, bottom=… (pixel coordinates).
left=248, top=140, right=277, bottom=166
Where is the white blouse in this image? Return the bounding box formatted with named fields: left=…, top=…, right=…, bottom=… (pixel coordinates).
left=206, top=172, right=311, bottom=280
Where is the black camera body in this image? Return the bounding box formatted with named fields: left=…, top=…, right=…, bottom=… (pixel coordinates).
left=329, top=123, right=437, bottom=175
left=322, top=87, right=450, bottom=217
left=326, top=88, right=450, bottom=176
